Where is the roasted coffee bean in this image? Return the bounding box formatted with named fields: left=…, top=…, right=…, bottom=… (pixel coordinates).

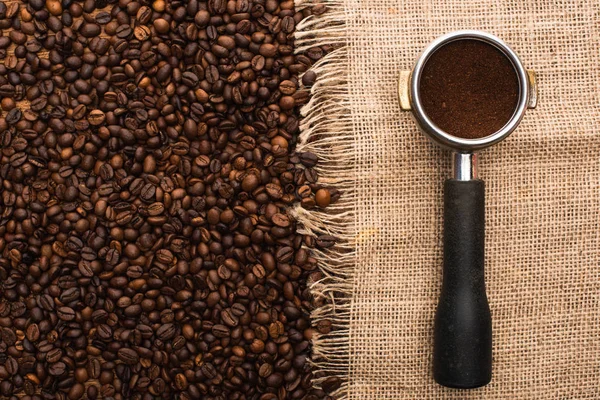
left=201, top=363, right=217, bottom=379
left=95, top=11, right=111, bottom=24
left=5, top=357, right=18, bottom=375
left=57, top=307, right=75, bottom=321
left=87, top=358, right=101, bottom=379
left=316, top=235, right=337, bottom=248
left=322, top=376, right=342, bottom=394
left=117, top=348, right=139, bottom=365
left=140, top=183, right=156, bottom=201
left=276, top=246, right=295, bottom=263
left=134, top=25, right=151, bottom=41
left=5, top=3, right=18, bottom=19
left=221, top=308, right=240, bottom=327
left=81, top=23, right=101, bottom=37
left=26, top=323, right=40, bottom=342
left=46, top=348, right=63, bottom=363
left=272, top=213, right=291, bottom=227
left=212, top=324, right=231, bottom=338
left=266, top=183, right=284, bottom=199
left=174, top=373, right=188, bottom=390
left=137, top=6, right=152, bottom=24
left=88, top=110, right=106, bottom=125
left=96, top=324, right=112, bottom=340
left=302, top=70, right=318, bottom=87
left=78, top=260, right=94, bottom=277
left=156, top=323, right=176, bottom=341
left=209, top=0, right=227, bottom=14
left=48, top=362, right=66, bottom=376
left=315, top=188, right=332, bottom=207
left=300, top=152, right=319, bottom=167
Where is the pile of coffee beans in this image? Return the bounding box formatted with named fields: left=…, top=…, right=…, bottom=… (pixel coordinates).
left=0, top=0, right=340, bottom=399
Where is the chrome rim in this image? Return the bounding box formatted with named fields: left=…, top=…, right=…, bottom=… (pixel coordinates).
left=410, top=30, right=530, bottom=152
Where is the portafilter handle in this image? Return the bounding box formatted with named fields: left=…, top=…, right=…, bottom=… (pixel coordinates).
left=433, top=152, right=492, bottom=389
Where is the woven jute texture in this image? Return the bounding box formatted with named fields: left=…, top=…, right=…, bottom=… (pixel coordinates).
left=294, top=0, right=600, bottom=398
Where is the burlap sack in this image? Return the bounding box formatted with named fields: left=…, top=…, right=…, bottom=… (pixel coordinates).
left=293, top=0, right=600, bottom=398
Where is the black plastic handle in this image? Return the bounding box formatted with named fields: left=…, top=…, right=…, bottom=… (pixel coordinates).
left=433, top=179, right=492, bottom=389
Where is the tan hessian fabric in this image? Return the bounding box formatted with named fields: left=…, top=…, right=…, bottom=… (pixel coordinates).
left=293, top=0, right=600, bottom=398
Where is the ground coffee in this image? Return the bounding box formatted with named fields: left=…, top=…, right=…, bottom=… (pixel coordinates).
left=419, top=39, right=519, bottom=139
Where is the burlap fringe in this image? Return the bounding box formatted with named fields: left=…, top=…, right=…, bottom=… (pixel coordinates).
left=292, top=1, right=353, bottom=398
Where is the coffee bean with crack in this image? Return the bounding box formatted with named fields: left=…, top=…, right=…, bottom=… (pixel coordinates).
left=117, top=348, right=140, bottom=365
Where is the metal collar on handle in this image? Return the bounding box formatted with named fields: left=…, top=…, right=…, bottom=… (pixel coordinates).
left=452, top=152, right=478, bottom=180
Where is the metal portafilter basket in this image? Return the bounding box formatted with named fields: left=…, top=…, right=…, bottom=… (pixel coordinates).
left=399, top=30, right=538, bottom=388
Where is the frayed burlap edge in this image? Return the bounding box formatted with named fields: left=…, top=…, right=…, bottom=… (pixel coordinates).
left=292, top=1, right=354, bottom=398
